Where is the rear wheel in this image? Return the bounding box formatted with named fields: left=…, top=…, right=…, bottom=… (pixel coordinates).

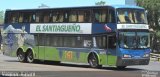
left=17, top=51, right=26, bottom=62
left=88, top=54, right=101, bottom=68
left=27, top=51, right=34, bottom=63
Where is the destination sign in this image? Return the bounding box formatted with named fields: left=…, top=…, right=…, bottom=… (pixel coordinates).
left=30, top=23, right=92, bottom=34
left=117, top=24, right=149, bottom=29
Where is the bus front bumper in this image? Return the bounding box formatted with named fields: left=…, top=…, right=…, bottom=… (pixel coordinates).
left=116, top=57, right=150, bottom=66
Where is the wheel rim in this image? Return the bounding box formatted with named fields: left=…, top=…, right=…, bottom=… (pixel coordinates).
left=89, top=56, right=98, bottom=67
left=18, top=52, right=24, bottom=61
left=27, top=52, right=34, bottom=63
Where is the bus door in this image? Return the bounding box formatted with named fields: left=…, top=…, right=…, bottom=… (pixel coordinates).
left=37, top=34, right=45, bottom=60
left=107, top=34, right=117, bottom=65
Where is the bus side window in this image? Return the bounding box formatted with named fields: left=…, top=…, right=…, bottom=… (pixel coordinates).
left=43, top=11, right=51, bottom=23
left=94, top=12, right=100, bottom=22
left=19, top=13, right=23, bottom=23
left=38, top=34, right=45, bottom=46
left=108, top=35, right=116, bottom=49
left=83, top=36, right=92, bottom=48
left=47, top=35, right=64, bottom=47
left=55, top=11, right=64, bottom=22
left=74, top=36, right=92, bottom=48
left=32, top=14, right=36, bottom=23
left=85, top=11, right=91, bottom=22
left=96, top=36, right=107, bottom=49
left=11, top=12, right=19, bottom=23
left=23, top=13, right=30, bottom=23
left=78, top=11, right=84, bottom=22
left=51, top=11, right=65, bottom=22
left=34, top=34, right=38, bottom=46
left=63, top=36, right=76, bottom=47
left=108, top=9, right=115, bottom=23
left=69, top=11, right=77, bottom=22
left=36, top=12, right=43, bottom=23
left=5, top=12, right=10, bottom=23
left=64, top=12, right=69, bottom=22
left=52, top=11, right=58, bottom=22
left=93, top=9, right=107, bottom=23
left=101, top=10, right=107, bottom=22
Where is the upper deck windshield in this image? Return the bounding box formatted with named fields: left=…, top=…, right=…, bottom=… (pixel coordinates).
left=117, top=8, right=147, bottom=24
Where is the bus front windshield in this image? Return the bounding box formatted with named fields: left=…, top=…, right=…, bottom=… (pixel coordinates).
left=117, top=9, right=147, bottom=24
left=119, top=32, right=150, bottom=49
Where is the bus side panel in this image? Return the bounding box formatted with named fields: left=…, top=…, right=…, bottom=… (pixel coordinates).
left=99, top=54, right=107, bottom=65
left=33, top=47, right=89, bottom=63
left=56, top=48, right=89, bottom=63
left=44, top=47, right=60, bottom=61
left=78, top=52, right=88, bottom=63
left=2, top=33, right=19, bottom=57
left=33, top=46, right=39, bottom=59
left=3, top=23, right=34, bottom=57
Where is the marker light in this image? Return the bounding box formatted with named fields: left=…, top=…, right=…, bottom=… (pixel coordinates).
left=123, top=54, right=131, bottom=58
left=143, top=54, right=149, bottom=57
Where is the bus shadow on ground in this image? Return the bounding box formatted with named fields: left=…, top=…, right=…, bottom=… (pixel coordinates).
left=4, top=60, right=19, bottom=62
left=5, top=60, right=144, bottom=71
left=102, top=67, right=144, bottom=71
left=33, top=60, right=144, bottom=71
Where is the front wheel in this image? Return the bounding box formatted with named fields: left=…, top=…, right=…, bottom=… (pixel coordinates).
left=17, top=51, right=26, bottom=62
left=27, top=51, right=34, bottom=63
left=88, top=54, right=101, bottom=68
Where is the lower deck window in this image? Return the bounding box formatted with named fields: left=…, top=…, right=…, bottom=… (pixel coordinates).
left=35, top=34, right=92, bottom=48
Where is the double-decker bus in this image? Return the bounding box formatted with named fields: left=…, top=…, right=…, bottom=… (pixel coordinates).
left=3, top=5, right=150, bottom=68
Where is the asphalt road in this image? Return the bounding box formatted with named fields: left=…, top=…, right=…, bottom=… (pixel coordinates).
left=0, top=53, right=160, bottom=77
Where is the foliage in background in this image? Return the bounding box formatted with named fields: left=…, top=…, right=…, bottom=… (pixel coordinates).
left=137, top=0, right=160, bottom=31
left=95, top=0, right=106, bottom=6
left=0, top=11, right=4, bottom=24
left=156, top=31, right=160, bottom=39
left=38, top=3, right=49, bottom=8
left=137, top=0, right=160, bottom=53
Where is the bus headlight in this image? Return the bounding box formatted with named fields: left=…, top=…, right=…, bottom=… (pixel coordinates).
left=143, top=54, right=149, bottom=57
left=123, top=54, right=131, bottom=58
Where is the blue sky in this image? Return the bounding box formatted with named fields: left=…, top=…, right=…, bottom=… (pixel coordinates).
left=0, top=0, right=125, bottom=11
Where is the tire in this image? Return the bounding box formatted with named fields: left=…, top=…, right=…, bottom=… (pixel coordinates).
left=117, top=66, right=127, bottom=69
left=26, top=51, right=34, bottom=63
left=17, top=51, right=26, bottom=62
left=88, top=54, right=101, bottom=68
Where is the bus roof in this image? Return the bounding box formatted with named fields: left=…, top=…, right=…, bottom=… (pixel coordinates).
left=6, top=5, right=144, bottom=12
left=111, top=5, right=144, bottom=9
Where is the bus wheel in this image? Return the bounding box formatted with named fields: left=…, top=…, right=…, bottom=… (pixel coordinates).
left=88, top=54, right=101, bottom=68
left=17, top=51, right=26, bottom=62
left=27, top=51, right=34, bottom=63
left=117, top=66, right=126, bottom=69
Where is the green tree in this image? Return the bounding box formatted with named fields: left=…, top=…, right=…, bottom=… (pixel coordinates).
left=95, top=0, right=106, bottom=6
left=0, top=11, right=4, bottom=24
left=137, top=0, right=160, bottom=53
left=38, top=3, right=49, bottom=8
left=137, top=0, right=160, bottom=30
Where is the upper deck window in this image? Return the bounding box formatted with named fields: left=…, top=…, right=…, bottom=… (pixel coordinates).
left=52, top=11, right=65, bottom=22
left=36, top=12, right=43, bottom=22
left=117, top=9, right=147, bottom=24
left=69, top=11, right=77, bottom=22
left=8, top=12, right=19, bottom=23
left=94, top=9, right=107, bottom=22
left=43, top=11, right=52, bottom=23
left=93, top=9, right=115, bottom=23
left=22, top=12, right=35, bottom=23
left=68, top=10, right=91, bottom=22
